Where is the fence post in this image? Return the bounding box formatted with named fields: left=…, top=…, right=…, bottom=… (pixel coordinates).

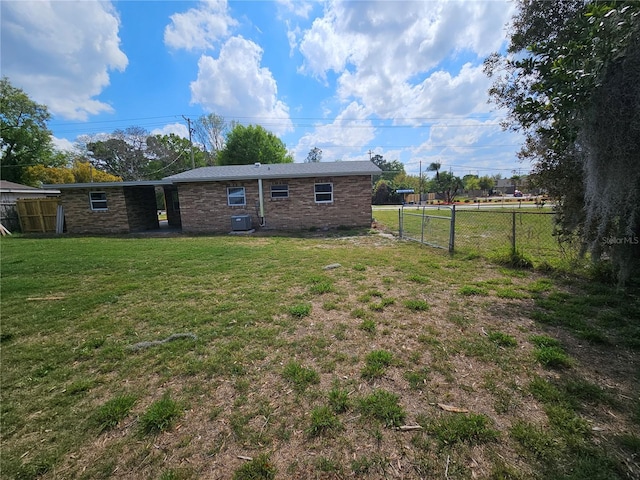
left=511, top=211, right=516, bottom=254
left=420, top=206, right=426, bottom=244
left=398, top=208, right=403, bottom=238
left=449, top=205, right=456, bottom=253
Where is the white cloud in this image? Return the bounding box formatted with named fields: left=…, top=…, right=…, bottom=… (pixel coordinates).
left=190, top=36, right=293, bottom=135
left=164, top=0, right=237, bottom=51
left=292, top=102, right=375, bottom=161
left=276, top=0, right=314, bottom=19
left=52, top=137, right=77, bottom=153
left=298, top=0, right=513, bottom=120
left=151, top=123, right=190, bottom=139
left=0, top=0, right=128, bottom=121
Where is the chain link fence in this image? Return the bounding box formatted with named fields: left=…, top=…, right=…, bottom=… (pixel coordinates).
left=384, top=205, right=568, bottom=265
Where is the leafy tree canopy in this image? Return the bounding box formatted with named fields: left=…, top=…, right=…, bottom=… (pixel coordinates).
left=0, top=77, right=57, bottom=185
left=24, top=156, right=122, bottom=185
left=371, top=154, right=404, bottom=182
left=485, top=0, right=640, bottom=284
left=83, top=128, right=206, bottom=181
left=217, top=124, right=293, bottom=166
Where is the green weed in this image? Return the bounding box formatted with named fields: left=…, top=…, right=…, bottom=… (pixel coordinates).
left=93, top=395, right=137, bottom=432
left=361, top=350, right=394, bottom=380
left=282, top=361, right=320, bottom=392
left=307, top=406, right=342, bottom=437
left=358, top=390, right=406, bottom=427
left=328, top=386, right=351, bottom=413
left=139, top=393, right=182, bottom=435
left=288, top=303, right=312, bottom=318
left=488, top=331, right=518, bottom=347
left=404, top=299, right=430, bottom=311
left=428, top=413, right=499, bottom=445
left=232, top=453, right=276, bottom=480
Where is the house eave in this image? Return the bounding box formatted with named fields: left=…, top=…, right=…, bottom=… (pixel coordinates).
left=42, top=181, right=171, bottom=189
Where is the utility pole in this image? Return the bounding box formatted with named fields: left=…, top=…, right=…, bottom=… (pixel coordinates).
left=183, top=115, right=195, bottom=169
left=367, top=150, right=373, bottom=161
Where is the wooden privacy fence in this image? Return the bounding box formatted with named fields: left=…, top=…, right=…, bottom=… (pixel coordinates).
left=16, top=198, right=61, bottom=233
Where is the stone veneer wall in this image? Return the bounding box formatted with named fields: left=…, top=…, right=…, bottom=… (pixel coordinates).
left=177, top=175, right=373, bottom=233
left=61, top=187, right=130, bottom=234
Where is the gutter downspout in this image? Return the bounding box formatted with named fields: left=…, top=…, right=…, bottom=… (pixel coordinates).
left=258, top=178, right=266, bottom=227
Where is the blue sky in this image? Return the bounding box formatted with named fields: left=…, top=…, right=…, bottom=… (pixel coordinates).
left=1, top=0, right=528, bottom=178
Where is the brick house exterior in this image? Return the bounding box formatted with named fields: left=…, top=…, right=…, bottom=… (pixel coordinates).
left=169, top=162, right=379, bottom=233
left=47, top=161, right=380, bottom=234
left=51, top=182, right=165, bottom=234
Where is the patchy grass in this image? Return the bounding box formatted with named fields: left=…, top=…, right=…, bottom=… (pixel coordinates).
left=1, top=233, right=638, bottom=479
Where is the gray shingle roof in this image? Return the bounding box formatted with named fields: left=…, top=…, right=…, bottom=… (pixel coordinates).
left=164, top=161, right=381, bottom=182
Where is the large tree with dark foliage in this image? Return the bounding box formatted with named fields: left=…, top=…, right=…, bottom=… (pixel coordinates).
left=485, top=0, right=640, bottom=285
left=0, top=77, right=58, bottom=185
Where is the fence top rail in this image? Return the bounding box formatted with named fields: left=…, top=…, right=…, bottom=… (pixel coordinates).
left=403, top=212, right=451, bottom=220
left=456, top=209, right=555, bottom=215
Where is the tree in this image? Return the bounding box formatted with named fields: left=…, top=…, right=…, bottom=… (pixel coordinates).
left=428, top=171, right=463, bottom=203
left=305, top=147, right=323, bottom=163
left=427, top=162, right=441, bottom=182
left=217, top=124, right=293, bottom=166
left=146, top=133, right=205, bottom=179
left=485, top=0, right=640, bottom=284
left=24, top=151, right=123, bottom=185
left=371, top=154, right=404, bottom=182
left=372, top=179, right=400, bottom=205
left=463, top=175, right=480, bottom=193
left=478, top=176, right=495, bottom=197
left=84, top=127, right=150, bottom=181
left=0, top=77, right=57, bottom=184
left=193, top=113, right=233, bottom=165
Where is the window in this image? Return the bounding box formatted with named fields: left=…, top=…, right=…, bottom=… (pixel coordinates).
left=227, top=187, right=246, bottom=206
left=89, top=192, right=108, bottom=211
left=271, top=184, right=289, bottom=199
left=314, top=183, right=333, bottom=203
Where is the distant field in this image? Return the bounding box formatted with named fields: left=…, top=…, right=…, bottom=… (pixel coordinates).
left=1, top=233, right=638, bottom=479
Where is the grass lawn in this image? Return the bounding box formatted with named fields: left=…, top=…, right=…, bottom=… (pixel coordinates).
left=1, top=232, right=639, bottom=479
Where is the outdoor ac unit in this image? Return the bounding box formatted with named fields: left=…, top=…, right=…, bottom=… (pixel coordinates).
left=231, top=215, right=252, bottom=231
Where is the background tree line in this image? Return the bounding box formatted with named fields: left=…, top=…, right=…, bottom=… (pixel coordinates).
left=1, top=78, right=293, bottom=186
left=370, top=154, right=498, bottom=205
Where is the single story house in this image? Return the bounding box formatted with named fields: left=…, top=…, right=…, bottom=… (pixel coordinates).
left=45, top=161, right=381, bottom=234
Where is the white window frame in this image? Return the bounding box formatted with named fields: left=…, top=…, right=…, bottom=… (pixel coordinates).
left=314, top=182, right=333, bottom=203
left=227, top=187, right=246, bottom=206
left=89, top=191, right=108, bottom=211
left=270, top=184, right=289, bottom=199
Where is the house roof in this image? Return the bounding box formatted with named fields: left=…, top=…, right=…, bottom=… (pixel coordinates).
left=164, top=161, right=381, bottom=183
left=42, top=180, right=171, bottom=189
left=0, top=180, right=60, bottom=194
